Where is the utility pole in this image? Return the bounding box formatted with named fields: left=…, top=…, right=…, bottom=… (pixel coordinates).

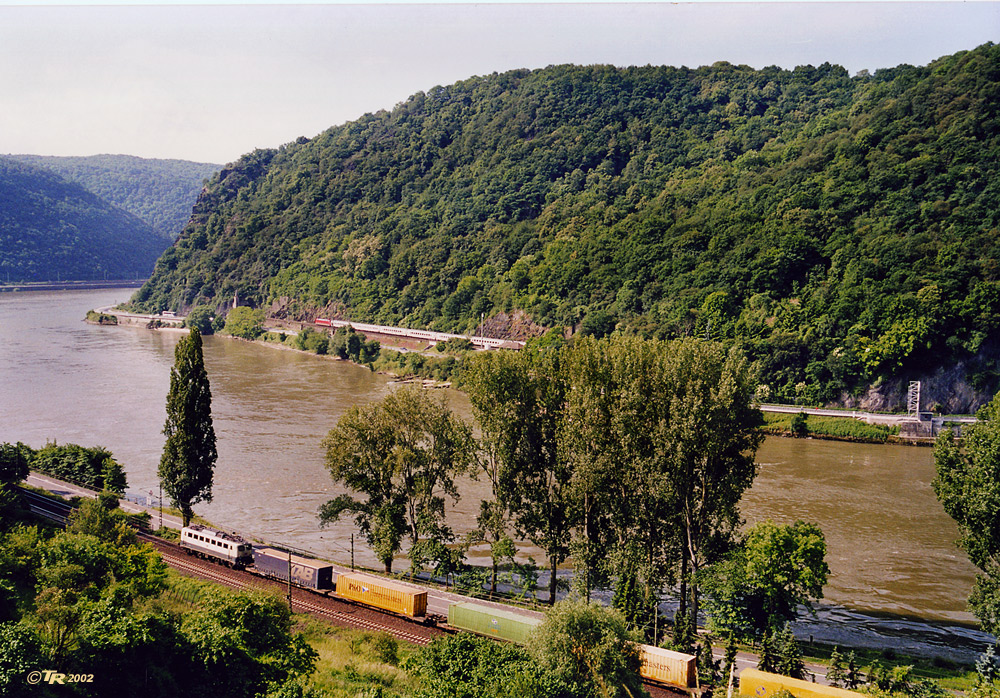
left=287, top=550, right=293, bottom=613
left=158, top=483, right=163, bottom=530
left=351, top=534, right=355, bottom=570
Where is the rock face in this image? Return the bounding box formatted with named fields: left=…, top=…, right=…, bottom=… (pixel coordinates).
left=841, top=347, right=998, bottom=414
left=479, top=310, right=547, bottom=341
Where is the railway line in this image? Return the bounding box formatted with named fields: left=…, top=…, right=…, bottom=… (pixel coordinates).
left=20, top=487, right=443, bottom=645
left=142, top=532, right=442, bottom=645
left=18, top=485, right=688, bottom=696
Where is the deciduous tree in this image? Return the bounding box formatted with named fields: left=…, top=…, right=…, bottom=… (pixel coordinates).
left=526, top=599, right=649, bottom=698
left=934, top=393, right=1000, bottom=633
left=319, top=388, right=474, bottom=574
left=224, top=306, right=265, bottom=340
left=663, top=339, right=763, bottom=631
left=703, top=519, right=829, bottom=641
left=464, top=347, right=574, bottom=604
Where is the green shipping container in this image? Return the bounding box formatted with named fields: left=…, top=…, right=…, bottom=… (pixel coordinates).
left=448, top=602, right=542, bottom=645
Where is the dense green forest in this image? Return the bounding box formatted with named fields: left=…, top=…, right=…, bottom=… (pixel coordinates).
left=133, top=44, right=1000, bottom=409
left=8, top=154, right=220, bottom=241
left=0, top=157, right=169, bottom=282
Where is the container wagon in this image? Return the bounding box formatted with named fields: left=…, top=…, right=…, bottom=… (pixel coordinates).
left=335, top=572, right=428, bottom=617
left=180, top=525, right=253, bottom=568
left=740, top=668, right=861, bottom=698
left=447, top=601, right=543, bottom=644
left=639, top=644, right=698, bottom=689
left=252, top=547, right=336, bottom=591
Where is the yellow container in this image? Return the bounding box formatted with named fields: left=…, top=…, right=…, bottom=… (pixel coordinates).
left=639, top=644, right=697, bottom=688
left=739, top=668, right=861, bottom=698
left=335, top=572, right=428, bottom=617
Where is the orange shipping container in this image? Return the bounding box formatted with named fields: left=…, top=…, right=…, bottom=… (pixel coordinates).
left=639, top=644, right=697, bottom=688
left=739, top=668, right=862, bottom=698
left=335, top=573, right=428, bottom=617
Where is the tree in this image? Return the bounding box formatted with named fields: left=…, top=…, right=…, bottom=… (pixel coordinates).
left=846, top=651, right=862, bottom=690
left=181, top=590, right=317, bottom=698
left=332, top=325, right=364, bottom=360
left=526, top=599, right=649, bottom=698
left=0, top=622, right=44, bottom=698
left=464, top=347, right=575, bottom=604
left=864, top=661, right=948, bottom=698
left=0, top=443, right=31, bottom=526
left=186, top=305, right=216, bottom=335
left=772, top=624, right=805, bottom=679
left=828, top=647, right=847, bottom=688
left=29, top=443, right=126, bottom=492
left=0, top=443, right=30, bottom=487
left=415, top=633, right=560, bottom=698
left=703, top=520, right=829, bottom=641
left=66, top=497, right=137, bottom=548
left=318, top=388, right=474, bottom=574
left=661, top=339, right=763, bottom=633
left=224, top=306, right=265, bottom=340
left=933, top=393, right=1000, bottom=633
left=977, top=645, right=1000, bottom=684
left=562, top=335, right=681, bottom=626
left=159, top=329, right=217, bottom=527
left=34, top=531, right=166, bottom=661
left=790, top=411, right=809, bottom=437
left=464, top=349, right=536, bottom=596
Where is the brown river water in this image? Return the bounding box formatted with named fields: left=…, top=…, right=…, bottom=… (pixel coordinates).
left=0, top=288, right=993, bottom=659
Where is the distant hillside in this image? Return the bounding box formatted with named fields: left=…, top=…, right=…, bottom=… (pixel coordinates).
left=9, top=154, right=220, bottom=240
left=0, top=157, right=168, bottom=282
left=133, top=44, right=1000, bottom=411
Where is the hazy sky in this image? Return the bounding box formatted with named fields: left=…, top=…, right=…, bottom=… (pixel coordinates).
left=2, top=2, right=998, bottom=164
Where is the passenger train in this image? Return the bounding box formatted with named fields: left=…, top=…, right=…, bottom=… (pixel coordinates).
left=313, top=318, right=524, bottom=349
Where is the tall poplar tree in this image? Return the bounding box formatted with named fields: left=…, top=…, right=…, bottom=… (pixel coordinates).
left=159, top=328, right=217, bottom=527
left=465, top=345, right=575, bottom=605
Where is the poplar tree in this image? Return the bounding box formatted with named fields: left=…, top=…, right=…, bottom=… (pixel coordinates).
left=159, top=329, right=217, bottom=527
left=464, top=346, right=574, bottom=604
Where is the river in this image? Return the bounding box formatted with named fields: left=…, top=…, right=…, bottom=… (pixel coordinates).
left=0, top=288, right=994, bottom=660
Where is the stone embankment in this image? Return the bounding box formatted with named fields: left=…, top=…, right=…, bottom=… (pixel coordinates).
left=93, top=305, right=186, bottom=329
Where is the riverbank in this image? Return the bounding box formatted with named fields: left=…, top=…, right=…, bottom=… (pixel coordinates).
left=0, top=279, right=146, bottom=293
left=96, top=303, right=971, bottom=442
left=3, top=288, right=985, bottom=665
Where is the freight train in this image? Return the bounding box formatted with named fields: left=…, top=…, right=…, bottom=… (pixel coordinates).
left=739, top=669, right=861, bottom=698
left=179, top=525, right=696, bottom=690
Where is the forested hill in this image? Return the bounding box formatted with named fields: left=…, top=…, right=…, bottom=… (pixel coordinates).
left=0, top=157, right=168, bottom=282
left=134, top=44, right=1000, bottom=411
left=8, top=154, right=220, bottom=240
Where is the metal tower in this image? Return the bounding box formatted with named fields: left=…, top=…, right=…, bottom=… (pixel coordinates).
left=907, top=381, right=921, bottom=418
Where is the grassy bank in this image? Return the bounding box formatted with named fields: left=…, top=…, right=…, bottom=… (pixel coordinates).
left=154, top=572, right=422, bottom=697
left=762, top=411, right=899, bottom=443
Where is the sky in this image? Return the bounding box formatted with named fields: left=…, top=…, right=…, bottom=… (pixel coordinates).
left=1, top=2, right=998, bottom=164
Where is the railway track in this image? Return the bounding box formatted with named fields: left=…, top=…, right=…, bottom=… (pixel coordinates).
left=139, top=531, right=442, bottom=645
left=19, top=486, right=689, bottom=692
left=21, top=488, right=441, bottom=645
left=20, top=488, right=73, bottom=523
